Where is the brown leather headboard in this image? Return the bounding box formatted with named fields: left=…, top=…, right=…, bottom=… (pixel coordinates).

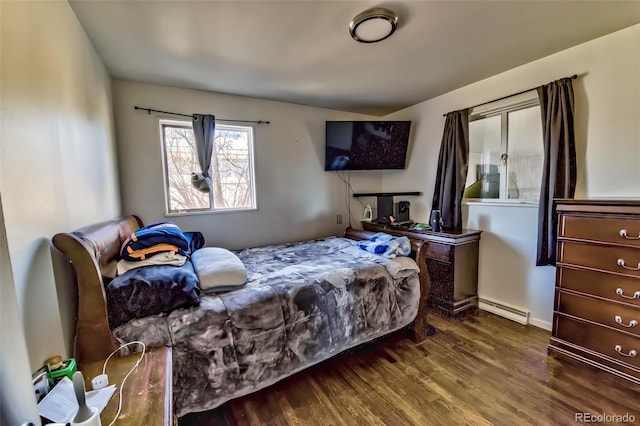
left=52, top=215, right=143, bottom=364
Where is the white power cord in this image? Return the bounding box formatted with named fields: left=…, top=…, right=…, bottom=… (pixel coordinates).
left=98, top=341, right=146, bottom=426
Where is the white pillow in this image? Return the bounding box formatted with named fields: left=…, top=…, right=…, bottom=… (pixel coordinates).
left=191, top=247, right=247, bottom=292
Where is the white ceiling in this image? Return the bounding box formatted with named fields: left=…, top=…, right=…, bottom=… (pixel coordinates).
left=70, top=1, right=640, bottom=116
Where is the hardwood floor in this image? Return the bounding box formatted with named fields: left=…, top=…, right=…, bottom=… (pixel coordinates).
left=180, top=311, right=640, bottom=425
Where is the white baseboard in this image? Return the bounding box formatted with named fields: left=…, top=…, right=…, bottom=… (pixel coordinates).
left=478, top=297, right=530, bottom=325
left=528, top=317, right=552, bottom=331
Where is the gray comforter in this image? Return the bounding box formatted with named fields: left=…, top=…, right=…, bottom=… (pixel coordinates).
left=112, top=237, right=420, bottom=416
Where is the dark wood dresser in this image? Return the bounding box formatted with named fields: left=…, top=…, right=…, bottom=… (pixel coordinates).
left=549, top=199, right=640, bottom=384
left=361, top=221, right=481, bottom=317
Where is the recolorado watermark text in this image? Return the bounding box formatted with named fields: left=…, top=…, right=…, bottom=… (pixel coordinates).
left=575, top=412, right=636, bottom=423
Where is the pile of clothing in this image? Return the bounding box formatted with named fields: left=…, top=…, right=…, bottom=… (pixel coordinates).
left=106, top=222, right=205, bottom=328
left=356, top=232, right=411, bottom=258
left=117, top=222, right=203, bottom=275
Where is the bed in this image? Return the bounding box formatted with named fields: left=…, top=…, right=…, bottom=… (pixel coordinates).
left=52, top=216, right=431, bottom=417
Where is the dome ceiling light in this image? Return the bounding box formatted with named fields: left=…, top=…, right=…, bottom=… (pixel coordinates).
left=349, top=7, right=399, bottom=43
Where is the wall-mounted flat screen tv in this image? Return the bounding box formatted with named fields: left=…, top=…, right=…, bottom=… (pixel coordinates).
left=324, top=121, right=412, bottom=171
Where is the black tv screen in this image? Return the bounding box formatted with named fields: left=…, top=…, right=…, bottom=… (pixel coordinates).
left=324, top=121, right=412, bottom=171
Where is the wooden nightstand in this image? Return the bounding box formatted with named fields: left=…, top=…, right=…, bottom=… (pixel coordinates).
left=362, top=221, right=481, bottom=317
left=79, top=346, right=173, bottom=425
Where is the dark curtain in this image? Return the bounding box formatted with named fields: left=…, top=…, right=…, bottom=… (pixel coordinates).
left=432, top=109, right=469, bottom=230
left=191, top=114, right=215, bottom=193
left=536, top=78, right=576, bottom=266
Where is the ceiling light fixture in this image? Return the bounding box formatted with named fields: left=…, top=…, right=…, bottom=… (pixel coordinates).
left=349, top=7, right=399, bottom=43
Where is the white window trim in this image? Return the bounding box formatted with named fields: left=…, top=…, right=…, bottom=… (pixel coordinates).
left=464, top=90, right=541, bottom=206
left=159, top=117, right=257, bottom=216
left=163, top=206, right=258, bottom=218
left=470, top=90, right=538, bottom=119
left=462, top=199, right=539, bottom=208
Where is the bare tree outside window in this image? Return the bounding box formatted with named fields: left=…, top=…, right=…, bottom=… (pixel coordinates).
left=163, top=125, right=210, bottom=211
left=161, top=120, right=256, bottom=213
left=212, top=128, right=252, bottom=208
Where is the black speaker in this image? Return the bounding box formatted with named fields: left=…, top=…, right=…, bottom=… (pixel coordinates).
left=395, top=201, right=410, bottom=223
left=429, top=209, right=442, bottom=232
left=376, top=196, right=394, bottom=223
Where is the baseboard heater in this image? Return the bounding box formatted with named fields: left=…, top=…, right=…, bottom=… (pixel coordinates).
left=478, top=297, right=530, bottom=325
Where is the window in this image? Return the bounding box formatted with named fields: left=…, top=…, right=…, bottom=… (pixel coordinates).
left=464, top=93, right=543, bottom=203
left=160, top=119, right=256, bottom=214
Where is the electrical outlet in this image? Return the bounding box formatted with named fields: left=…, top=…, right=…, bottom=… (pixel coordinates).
left=336, top=214, right=342, bottom=224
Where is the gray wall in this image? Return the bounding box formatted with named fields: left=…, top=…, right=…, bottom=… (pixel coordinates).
left=383, top=24, right=640, bottom=328
left=112, top=80, right=383, bottom=250
left=1, top=0, right=121, bottom=379
left=1, top=195, right=40, bottom=426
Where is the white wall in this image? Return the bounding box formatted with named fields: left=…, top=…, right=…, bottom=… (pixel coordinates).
left=112, top=80, right=381, bottom=250
left=0, top=195, right=40, bottom=426
left=383, top=24, right=640, bottom=329
left=0, top=0, right=121, bottom=378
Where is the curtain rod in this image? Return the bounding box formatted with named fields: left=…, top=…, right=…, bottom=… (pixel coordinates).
left=134, top=106, right=270, bottom=125
left=443, top=74, right=578, bottom=117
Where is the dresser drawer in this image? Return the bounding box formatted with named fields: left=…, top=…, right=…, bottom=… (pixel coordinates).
left=425, top=242, right=451, bottom=263
left=559, top=241, right=640, bottom=277
left=560, top=214, right=640, bottom=247
left=555, top=315, right=640, bottom=369
left=557, top=267, right=640, bottom=307
left=556, top=290, right=640, bottom=337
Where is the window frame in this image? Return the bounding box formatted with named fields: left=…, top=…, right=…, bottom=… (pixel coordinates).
left=159, top=118, right=258, bottom=216
left=463, top=91, right=542, bottom=206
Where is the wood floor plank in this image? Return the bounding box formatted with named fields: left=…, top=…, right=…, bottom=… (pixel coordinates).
left=180, top=311, right=640, bottom=426
left=310, top=366, right=389, bottom=425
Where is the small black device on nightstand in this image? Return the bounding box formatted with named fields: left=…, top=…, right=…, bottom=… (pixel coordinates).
left=376, top=196, right=394, bottom=223
left=395, top=201, right=410, bottom=223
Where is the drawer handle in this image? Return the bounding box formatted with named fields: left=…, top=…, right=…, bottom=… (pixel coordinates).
left=617, top=258, right=640, bottom=271
left=614, top=345, right=638, bottom=358
left=619, top=229, right=640, bottom=240
left=615, top=288, right=640, bottom=299
left=614, top=315, right=639, bottom=328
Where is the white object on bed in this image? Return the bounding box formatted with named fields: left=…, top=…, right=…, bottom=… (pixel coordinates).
left=191, top=247, right=248, bottom=292
left=116, top=252, right=187, bottom=275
